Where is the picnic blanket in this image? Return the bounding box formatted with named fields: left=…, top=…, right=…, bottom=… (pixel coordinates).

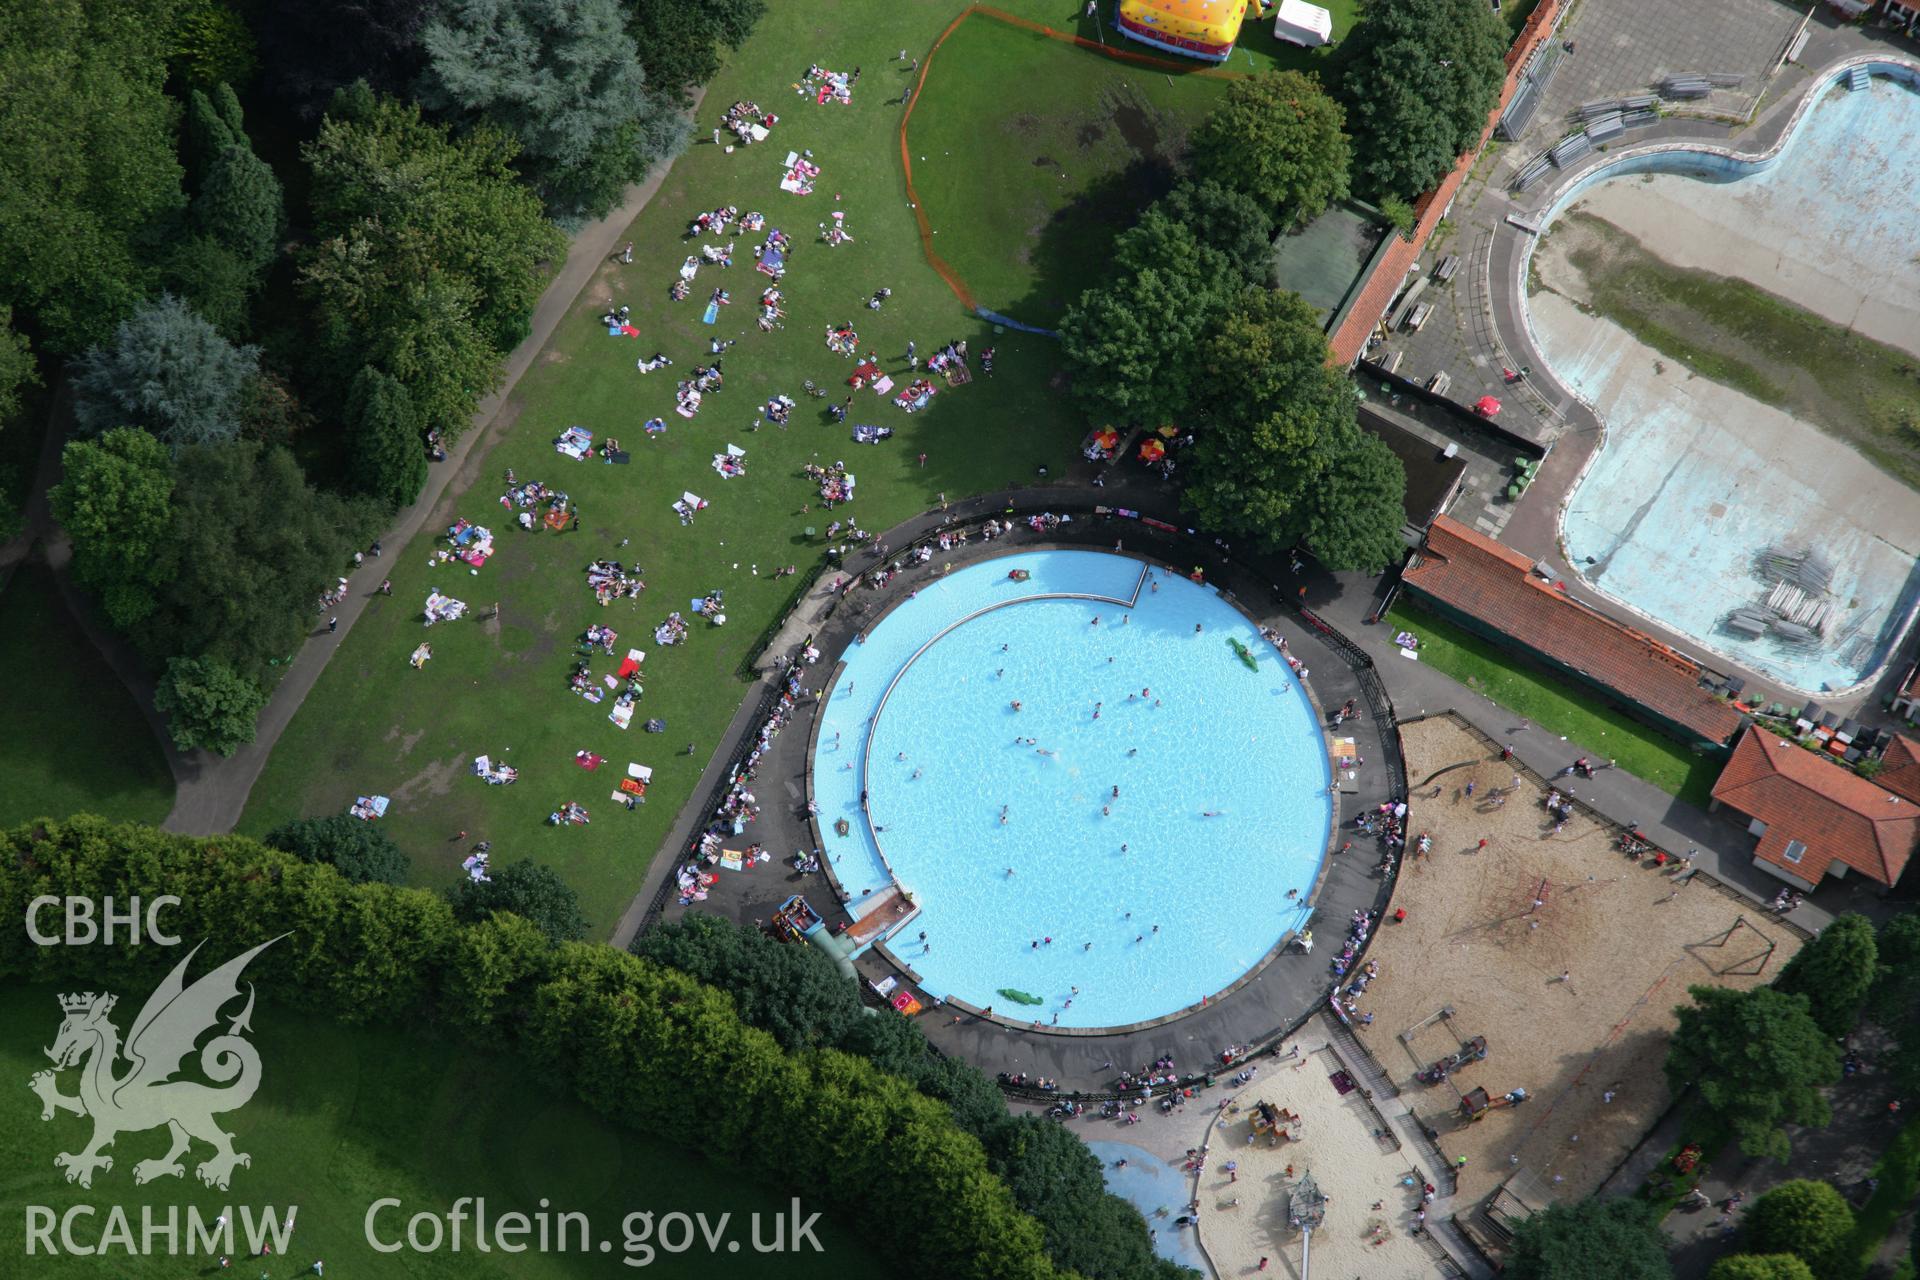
left=701, top=300, right=720, bottom=325
left=609, top=702, right=635, bottom=730
left=871, top=375, right=894, bottom=395
left=424, top=591, right=466, bottom=625
left=778, top=151, right=819, bottom=194
left=574, top=751, right=604, bottom=770
left=756, top=247, right=785, bottom=277
left=350, top=795, right=390, bottom=821
left=616, top=649, right=644, bottom=679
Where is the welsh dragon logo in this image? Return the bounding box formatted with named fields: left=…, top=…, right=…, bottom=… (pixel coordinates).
left=29, top=937, right=282, bottom=1191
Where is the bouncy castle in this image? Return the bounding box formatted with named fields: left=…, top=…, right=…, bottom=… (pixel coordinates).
left=1114, top=0, right=1253, bottom=63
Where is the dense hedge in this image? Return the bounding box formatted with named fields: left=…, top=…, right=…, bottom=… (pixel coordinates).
left=0, top=818, right=1061, bottom=1280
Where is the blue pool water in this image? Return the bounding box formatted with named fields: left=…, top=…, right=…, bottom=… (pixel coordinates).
left=1085, top=1141, right=1207, bottom=1272
left=812, top=550, right=1330, bottom=1028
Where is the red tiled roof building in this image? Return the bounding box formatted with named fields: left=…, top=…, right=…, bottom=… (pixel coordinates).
left=1400, top=516, right=1745, bottom=751
left=1710, top=727, right=1920, bottom=889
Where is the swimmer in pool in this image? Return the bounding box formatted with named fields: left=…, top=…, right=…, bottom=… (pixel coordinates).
left=1010, top=700, right=1022, bottom=711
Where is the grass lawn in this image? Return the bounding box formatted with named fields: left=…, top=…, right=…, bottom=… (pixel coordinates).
left=1386, top=600, right=1722, bottom=807
left=906, top=15, right=1226, bottom=323
left=0, top=985, right=882, bottom=1278
left=239, top=2, right=1154, bottom=934
left=0, top=565, right=173, bottom=828
left=906, top=6, right=1360, bottom=324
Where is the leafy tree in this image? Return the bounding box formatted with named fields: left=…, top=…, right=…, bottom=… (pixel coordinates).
left=1178, top=289, right=1355, bottom=550
left=1058, top=210, right=1241, bottom=426
left=1872, top=912, right=1920, bottom=1090
left=305, top=90, right=561, bottom=351
left=1155, top=179, right=1274, bottom=286
left=1334, top=0, right=1508, bottom=203
left=0, top=308, right=35, bottom=537
left=254, top=0, right=439, bottom=120
left=301, top=233, right=500, bottom=441
left=194, top=148, right=283, bottom=270
left=1742, top=1180, right=1854, bottom=1274
left=1189, top=70, right=1349, bottom=230
left=1706, top=1255, right=1816, bottom=1280
left=0, top=0, right=188, bottom=352
left=446, top=858, right=588, bottom=943
left=183, top=83, right=247, bottom=187
left=234, top=369, right=313, bottom=448
left=167, top=0, right=256, bottom=90
left=0, top=310, right=33, bottom=423
left=264, top=815, right=410, bottom=884
left=416, top=0, right=691, bottom=218
left=1871, top=910, right=1920, bottom=1020
left=1665, top=985, right=1841, bottom=1162
left=154, top=441, right=373, bottom=678
left=630, top=913, right=864, bottom=1051
left=624, top=0, right=766, bottom=104
left=157, top=236, right=258, bottom=339
left=153, top=654, right=265, bottom=754
left=346, top=366, right=428, bottom=510
left=1506, top=1198, right=1672, bottom=1280
left=1379, top=196, right=1416, bottom=239
left=69, top=294, right=260, bottom=449
left=1774, top=912, right=1879, bottom=1036
left=985, top=1116, right=1182, bottom=1280
left=0, top=823, right=1089, bottom=1280
left=1297, top=426, right=1408, bottom=571
left=49, top=429, right=177, bottom=629
left=442, top=911, right=555, bottom=1033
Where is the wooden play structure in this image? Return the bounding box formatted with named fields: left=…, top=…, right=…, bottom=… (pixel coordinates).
left=1251, top=1100, right=1302, bottom=1143
left=1460, top=1085, right=1530, bottom=1121
left=1417, top=1035, right=1488, bottom=1086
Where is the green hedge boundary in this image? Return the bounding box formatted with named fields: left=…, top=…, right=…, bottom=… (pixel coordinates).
left=1, top=817, right=1066, bottom=1280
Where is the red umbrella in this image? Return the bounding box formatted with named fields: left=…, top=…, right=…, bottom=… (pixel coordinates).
left=1474, top=395, right=1502, bottom=417
left=1138, top=438, right=1166, bottom=462
left=1092, top=428, right=1120, bottom=450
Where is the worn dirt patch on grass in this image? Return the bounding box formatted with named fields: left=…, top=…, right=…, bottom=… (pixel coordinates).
left=1535, top=210, right=1920, bottom=490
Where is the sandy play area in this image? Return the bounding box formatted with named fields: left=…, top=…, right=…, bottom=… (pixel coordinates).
left=1198, top=1042, right=1440, bottom=1280
left=1350, top=715, right=1802, bottom=1203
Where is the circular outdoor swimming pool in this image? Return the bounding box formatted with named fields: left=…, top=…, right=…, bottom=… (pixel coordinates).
left=810, top=550, right=1331, bottom=1029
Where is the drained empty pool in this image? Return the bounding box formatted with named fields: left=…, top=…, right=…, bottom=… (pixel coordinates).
left=811, top=550, right=1331, bottom=1029
left=1525, top=64, right=1920, bottom=694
